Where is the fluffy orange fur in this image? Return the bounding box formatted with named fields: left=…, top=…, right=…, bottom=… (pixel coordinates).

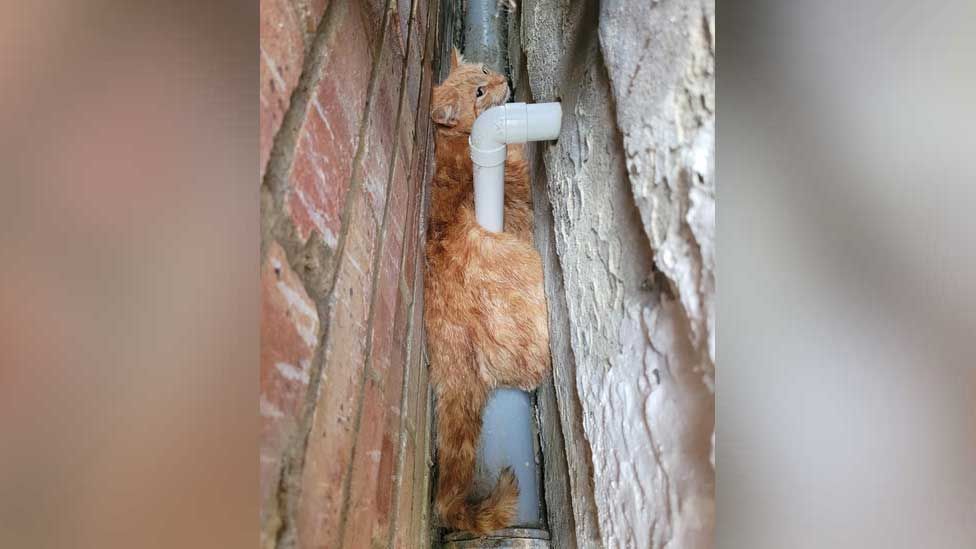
left=424, top=48, right=551, bottom=535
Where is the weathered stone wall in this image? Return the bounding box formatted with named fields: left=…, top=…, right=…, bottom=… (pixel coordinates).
left=259, top=1, right=458, bottom=547
left=513, top=0, right=716, bottom=547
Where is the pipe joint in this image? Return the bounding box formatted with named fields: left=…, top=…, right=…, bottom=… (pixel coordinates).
left=469, top=102, right=562, bottom=232
left=470, top=103, right=562, bottom=152
left=469, top=141, right=507, bottom=168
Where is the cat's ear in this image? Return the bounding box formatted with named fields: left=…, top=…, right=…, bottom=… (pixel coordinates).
left=431, top=86, right=459, bottom=127
left=451, top=47, right=464, bottom=70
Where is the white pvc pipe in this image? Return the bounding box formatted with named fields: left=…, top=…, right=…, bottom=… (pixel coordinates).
left=466, top=102, right=561, bottom=529
left=470, top=102, right=562, bottom=232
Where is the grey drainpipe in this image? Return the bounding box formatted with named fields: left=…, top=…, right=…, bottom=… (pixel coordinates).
left=442, top=1, right=549, bottom=548
left=462, top=0, right=508, bottom=73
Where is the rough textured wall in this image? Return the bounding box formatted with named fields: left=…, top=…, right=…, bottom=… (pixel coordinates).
left=259, top=0, right=455, bottom=547
left=515, top=0, right=716, bottom=547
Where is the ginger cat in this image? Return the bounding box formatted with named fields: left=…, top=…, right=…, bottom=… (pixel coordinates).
left=424, top=48, right=551, bottom=534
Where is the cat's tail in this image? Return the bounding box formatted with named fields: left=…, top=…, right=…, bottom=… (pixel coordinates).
left=434, top=386, right=519, bottom=534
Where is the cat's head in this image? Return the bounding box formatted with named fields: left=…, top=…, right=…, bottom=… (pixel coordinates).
left=430, top=47, right=511, bottom=134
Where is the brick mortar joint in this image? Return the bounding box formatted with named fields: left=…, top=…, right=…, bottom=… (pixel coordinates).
left=334, top=0, right=446, bottom=542
left=261, top=297, right=332, bottom=549
left=261, top=0, right=344, bottom=207
left=259, top=1, right=351, bottom=546
left=262, top=0, right=350, bottom=303
left=386, top=116, right=429, bottom=546
left=332, top=0, right=416, bottom=542
left=259, top=0, right=395, bottom=547
left=262, top=0, right=447, bottom=545
left=321, top=0, right=402, bottom=307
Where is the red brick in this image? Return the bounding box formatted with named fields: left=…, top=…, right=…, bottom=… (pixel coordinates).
left=403, top=123, right=434, bottom=301
left=339, top=377, right=401, bottom=548
left=277, top=1, right=442, bottom=545
left=341, top=153, right=411, bottom=547
left=399, top=10, right=438, bottom=542
left=414, top=75, right=434, bottom=175
left=285, top=5, right=373, bottom=243
left=403, top=0, right=425, bottom=125
left=295, top=0, right=331, bottom=41
left=360, top=24, right=406, bottom=222
left=391, top=0, right=433, bottom=301
left=394, top=0, right=412, bottom=58
left=384, top=156, right=411, bottom=367
left=372, top=156, right=409, bottom=406
left=404, top=44, right=423, bottom=125
left=295, top=192, right=379, bottom=549
left=400, top=0, right=435, bottom=169
left=400, top=199, right=420, bottom=298
left=360, top=0, right=389, bottom=54
left=413, top=0, right=431, bottom=44
left=260, top=241, right=319, bottom=516
left=419, top=0, right=436, bottom=106
left=387, top=310, right=410, bottom=414
left=389, top=151, right=411, bottom=249
left=339, top=385, right=405, bottom=546
left=393, top=34, right=422, bottom=170
left=399, top=145, right=424, bottom=297
left=260, top=0, right=305, bottom=180
left=395, top=281, right=428, bottom=547
left=392, top=429, right=417, bottom=548
left=392, top=324, right=423, bottom=547
left=404, top=288, right=432, bottom=547
left=409, top=57, right=433, bottom=187
left=399, top=194, right=421, bottom=298
left=385, top=277, right=420, bottom=547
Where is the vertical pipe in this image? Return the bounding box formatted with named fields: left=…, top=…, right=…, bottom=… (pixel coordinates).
left=463, top=0, right=508, bottom=73
left=466, top=101, right=561, bottom=529
left=472, top=161, right=505, bottom=231
left=451, top=0, right=547, bottom=542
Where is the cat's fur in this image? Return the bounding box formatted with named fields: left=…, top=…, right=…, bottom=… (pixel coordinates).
left=424, top=48, right=551, bottom=535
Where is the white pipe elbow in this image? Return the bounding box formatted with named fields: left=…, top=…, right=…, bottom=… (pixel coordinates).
left=469, top=102, right=561, bottom=232
left=470, top=102, right=562, bottom=166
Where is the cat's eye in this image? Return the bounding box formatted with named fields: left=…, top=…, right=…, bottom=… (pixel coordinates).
left=482, top=66, right=489, bottom=75
left=476, top=86, right=485, bottom=98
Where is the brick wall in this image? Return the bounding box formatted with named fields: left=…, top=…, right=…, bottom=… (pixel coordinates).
left=259, top=1, right=455, bottom=547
